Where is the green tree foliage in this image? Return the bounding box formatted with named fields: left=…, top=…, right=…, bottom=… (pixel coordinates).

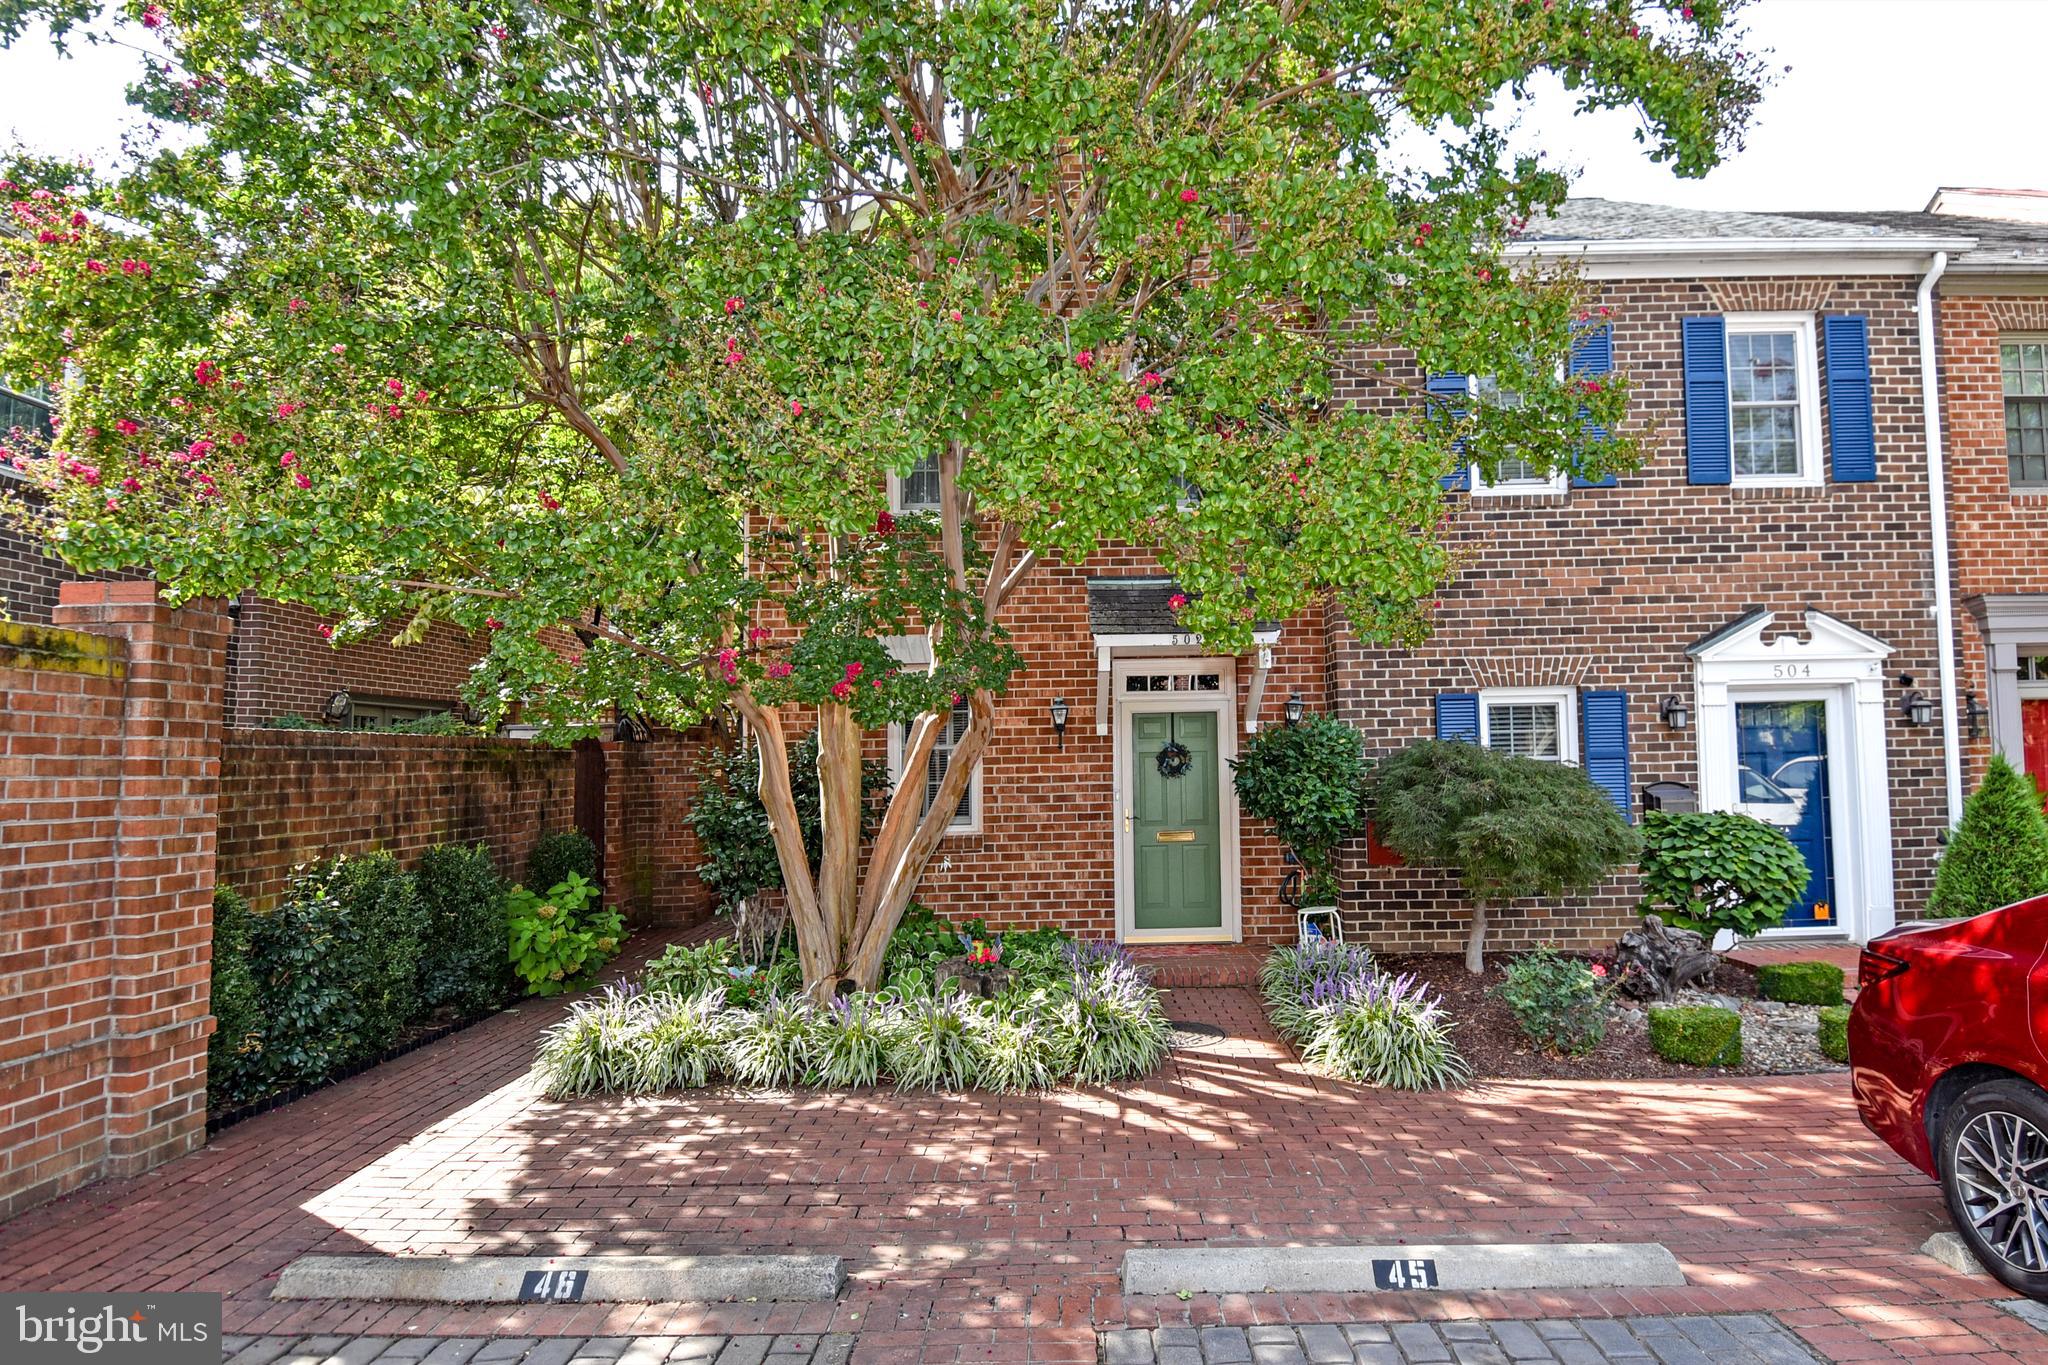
left=1231, top=714, right=1369, bottom=905
left=1637, top=809, right=1809, bottom=939
left=1370, top=740, right=1641, bottom=973
left=1928, top=756, right=2048, bottom=919
left=1, top=0, right=1764, bottom=989
left=689, top=732, right=892, bottom=911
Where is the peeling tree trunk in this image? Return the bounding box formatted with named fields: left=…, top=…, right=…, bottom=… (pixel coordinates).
left=1465, top=899, right=1491, bottom=975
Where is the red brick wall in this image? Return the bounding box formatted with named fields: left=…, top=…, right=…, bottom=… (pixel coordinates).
left=222, top=593, right=489, bottom=729
left=600, top=729, right=718, bottom=929
left=1, top=485, right=150, bottom=626
left=1937, top=291, right=2048, bottom=789
left=214, top=729, right=581, bottom=912
left=1327, top=273, right=1950, bottom=952
left=0, top=583, right=226, bottom=1219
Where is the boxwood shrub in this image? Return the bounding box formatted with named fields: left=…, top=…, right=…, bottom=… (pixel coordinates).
left=527, top=830, right=599, bottom=896
left=1817, top=1005, right=1850, bottom=1064
left=414, top=842, right=510, bottom=1017
left=1647, top=1004, right=1743, bottom=1067
left=1756, top=960, right=1844, bottom=1006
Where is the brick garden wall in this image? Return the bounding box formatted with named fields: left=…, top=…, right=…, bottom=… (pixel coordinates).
left=600, top=729, right=718, bottom=929
left=214, top=729, right=582, bottom=913
left=1936, top=291, right=2048, bottom=790
left=0, top=583, right=225, bottom=1220
left=1326, top=273, right=1952, bottom=953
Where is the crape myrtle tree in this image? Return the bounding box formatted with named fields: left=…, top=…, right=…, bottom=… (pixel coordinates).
left=0, top=0, right=1763, bottom=993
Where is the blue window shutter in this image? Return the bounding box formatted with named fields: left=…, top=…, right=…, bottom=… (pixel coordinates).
left=1435, top=692, right=1479, bottom=743
left=1579, top=689, right=1632, bottom=820
left=1824, top=314, right=1876, bottom=482
left=1425, top=373, right=1470, bottom=491
left=1569, top=323, right=1618, bottom=487
left=1682, top=316, right=1731, bottom=485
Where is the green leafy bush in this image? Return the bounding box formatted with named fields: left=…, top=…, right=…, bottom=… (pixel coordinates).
left=643, top=938, right=737, bottom=997
left=325, top=852, right=426, bottom=1051
left=205, top=885, right=263, bottom=1106
left=1817, top=1004, right=1850, bottom=1064
left=386, top=710, right=485, bottom=736
left=725, top=992, right=818, bottom=1087
left=1371, top=740, right=1641, bottom=973
left=1231, top=713, right=1369, bottom=905
left=1637, top=810, right=1809, bottom=939
left=414, top=843, right=509, bottom=1016
left=1647, top=1005, right=1743, bottom=1066
left=526, top=830, right=599, bottom=897
left=1756, top=960, right=1844, bottom=1006
left=1495, top=946, right=1610, bottom=1056
left=1300, top=972, right=1470, bottom=1090
left=1928, top=756, right=2048, bottom=919
left=505, top=872, right=626, bottom=996
left=689, top=733, right=891, bottom=910
left=262, top=712, right=324, bottom=730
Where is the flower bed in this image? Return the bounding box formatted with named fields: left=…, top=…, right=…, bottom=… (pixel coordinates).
left=534, top=930, right=1171, bottom=1097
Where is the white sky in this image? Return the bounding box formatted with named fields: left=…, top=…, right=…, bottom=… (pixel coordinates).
left=1, top=1, right=2043, bottom=213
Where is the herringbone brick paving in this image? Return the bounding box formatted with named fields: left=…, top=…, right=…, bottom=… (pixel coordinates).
left=1, top=956, right=2041, bottom=1362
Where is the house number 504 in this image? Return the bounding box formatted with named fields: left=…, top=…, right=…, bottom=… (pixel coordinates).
left=1771, top=663, right=1812, bottom=678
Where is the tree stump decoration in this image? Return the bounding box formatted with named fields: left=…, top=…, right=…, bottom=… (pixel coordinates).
left=934, top=956, right=1015, bottom=1000
left=1614, top=913, right=1720, bottom=1002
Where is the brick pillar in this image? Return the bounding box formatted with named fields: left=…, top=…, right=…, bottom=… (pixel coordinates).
left=50, top=581, right=228, bottom=1180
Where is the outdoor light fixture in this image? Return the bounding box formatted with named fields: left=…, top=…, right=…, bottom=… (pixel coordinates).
left=613, top=712, right=651, bottom=743
left=321, top=689, right=352, bottom=724
left=1963, top=691, right=1987, bottom=741
left=1049, top=696, right=1070, bottom=748
left=1284, top=692, right=1306, bottom=726
left=1898, top=675, right=1934, bottom=727
left=1659, top=694, right=1691, bottom=731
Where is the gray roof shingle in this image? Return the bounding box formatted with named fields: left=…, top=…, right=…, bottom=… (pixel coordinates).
left=1789, top=209, right=2048, bottom=271
left=1518, top=198, right=1918, bottom=243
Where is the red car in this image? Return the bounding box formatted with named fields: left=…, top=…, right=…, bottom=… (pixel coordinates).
left=1851, top=892, right=2048, bottom=1298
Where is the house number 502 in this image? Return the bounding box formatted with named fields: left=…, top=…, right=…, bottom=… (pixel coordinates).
left=1771, top=663, right=1811, bottom=678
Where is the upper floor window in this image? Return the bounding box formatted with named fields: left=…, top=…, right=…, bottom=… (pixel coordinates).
left=2003, top=339, right=2048, bottom=488
left=1726, top=314, right=1821, bottom=486
left=890, top=453, right=943, bottom=512
left=0, top=378, right=54, bottom=449
left=1480, top=687, right=1577, bottom=764
left=1468, top=374, right=1566, bottom=496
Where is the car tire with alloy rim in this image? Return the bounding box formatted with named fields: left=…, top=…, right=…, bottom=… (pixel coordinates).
left=1939, top=1078, right=2048, bottom=1300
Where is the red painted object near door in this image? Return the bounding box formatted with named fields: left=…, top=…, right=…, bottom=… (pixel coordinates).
left=2024, top=698, right=2048, bottom=803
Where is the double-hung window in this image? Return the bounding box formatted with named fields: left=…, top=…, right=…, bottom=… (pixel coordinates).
left=1467, top=373, right=1566, bottom=496
left=2003, top=338, right=2048, bottom=489
left=1725, top=314, right=1822, bottom=486
left=881, top=635, right=978, bottom=833
left=1479, top=687, right=1578, bottom=764
left=889, top=453, right=943, bottom=512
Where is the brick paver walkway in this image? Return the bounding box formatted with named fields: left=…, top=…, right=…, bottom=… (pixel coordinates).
left=1101, top=1314, right=1823, bottom=1363
left=2, top=976, right=2042, bottom=1362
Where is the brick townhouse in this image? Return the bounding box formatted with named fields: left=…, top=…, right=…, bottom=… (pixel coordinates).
left=4, top=382, right=495, bottom=730
left=899, top=200, right=1984, bottom=955
left=1794, top=190, right=2048, bottom=802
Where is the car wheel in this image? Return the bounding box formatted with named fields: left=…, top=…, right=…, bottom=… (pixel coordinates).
left=1939, top=1078, right=2048, bottom=1299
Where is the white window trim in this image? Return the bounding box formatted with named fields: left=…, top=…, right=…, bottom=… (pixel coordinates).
left=886, top=455, right=943, bottom=513
left=1462, top=373, right=1570, bottom=498
left=1478, top=686, right=1578, bottom=764
left=2001, top=334, right=2048, bottom=490
left=886, top=710, right=982, bottom=836
left=1725, top=312, right=1823, bottom=489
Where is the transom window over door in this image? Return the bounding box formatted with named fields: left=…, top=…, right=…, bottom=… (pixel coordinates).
left=2003, top=339, right=2048, bottom=488
left=1479, top=687, right=1578, bottom=764
left=1724, top=314, right=1820, bottom=486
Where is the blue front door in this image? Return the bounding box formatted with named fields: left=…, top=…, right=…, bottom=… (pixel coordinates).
left=1734, top=700, right=1835, bottom=930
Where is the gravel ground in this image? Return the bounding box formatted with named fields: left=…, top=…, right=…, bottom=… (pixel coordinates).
left=1665, top=987, right=1847, bottom=1074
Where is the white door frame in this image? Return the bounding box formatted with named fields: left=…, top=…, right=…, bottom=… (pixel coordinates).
left=1689, top=609, right=1897, bottom=943
left=1112, top=656, right=1242, bottom=945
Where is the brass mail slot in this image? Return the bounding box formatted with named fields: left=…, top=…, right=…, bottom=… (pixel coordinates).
left=1155, top=829, right=1197, bottom=843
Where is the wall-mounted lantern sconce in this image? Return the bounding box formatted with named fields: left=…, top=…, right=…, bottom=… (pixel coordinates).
left=1284, top=692, right=1306, bottom=727
left=1049, top=696, right=1070, bottom=749
left=1658, top=694, right=1691, bottom=730
left=1963, top=691, right=1987, bottom=741
left=321, top=689, right=353, bottom=724
left=1898, top=675, right=1935, bottom=727
left=614, top=712, right=651, bottom=743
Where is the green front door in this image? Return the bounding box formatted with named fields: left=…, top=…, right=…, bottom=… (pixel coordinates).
left=1130, top=710, right=1225, bottom=934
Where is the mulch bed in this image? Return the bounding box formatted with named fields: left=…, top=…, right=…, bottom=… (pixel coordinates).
left=1375, top=952, right=1785, bottom=1082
